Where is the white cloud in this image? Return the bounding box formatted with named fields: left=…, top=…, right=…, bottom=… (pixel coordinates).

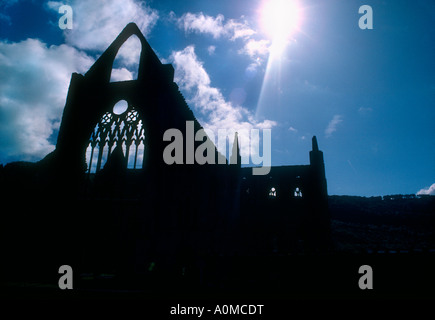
left=358, top=106, right=373, bottom=115
left=176, top=12, right=225, bottom=39
left=170, top=45, right=276, bottom=158
left=110, top=67, right=134, bottom=82
left=207, top=45, right=216, bottom=55
left=47, top=0, right=158, bottom=65
left=417, top=183, right=435, bottom=195
left=0, top=39, right=94, bottom=162
left=244, top=62, right=261, bottom=79
left=174, top=11, right=270, bottom=71
left=225, top=19, right=256, bottom=40
left=325, top=114, right=343, bottom=138
left=175, top=12, right=255, bottom=41
left=239, top=39, right=270, bottom=58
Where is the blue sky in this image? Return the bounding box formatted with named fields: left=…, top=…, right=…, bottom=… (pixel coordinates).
left=0, top=0, right=434, bottom=196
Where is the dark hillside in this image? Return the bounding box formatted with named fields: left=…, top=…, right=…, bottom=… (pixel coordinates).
left=329, top=195, right=435, bottom=252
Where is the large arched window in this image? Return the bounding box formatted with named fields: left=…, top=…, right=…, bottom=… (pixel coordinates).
left=86, top=100, right=145, bottom=173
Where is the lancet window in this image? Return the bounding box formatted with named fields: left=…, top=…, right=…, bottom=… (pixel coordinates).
left=294, top=187, right=303, bottom=198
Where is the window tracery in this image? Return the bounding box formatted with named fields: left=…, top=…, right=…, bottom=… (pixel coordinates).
left=86, top=102, right=145, bottom=173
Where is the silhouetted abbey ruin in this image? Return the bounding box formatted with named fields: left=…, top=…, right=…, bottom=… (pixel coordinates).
left=0, top=23, right=330, bottom=287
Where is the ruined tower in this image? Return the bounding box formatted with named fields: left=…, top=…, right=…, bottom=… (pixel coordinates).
left=0, top=23, right=330, bottom=285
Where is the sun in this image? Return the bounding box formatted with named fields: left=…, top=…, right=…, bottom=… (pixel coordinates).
left=260, top=0, right=301, bottom=53
left=255, top=0, right=302, bottom=119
